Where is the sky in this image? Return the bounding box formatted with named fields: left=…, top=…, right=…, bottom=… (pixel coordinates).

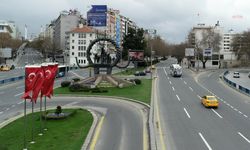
left=1, top=0, right=250, bottom=43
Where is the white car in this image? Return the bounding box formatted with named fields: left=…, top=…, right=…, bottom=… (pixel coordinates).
left=233, top=72, right=240, bottom=78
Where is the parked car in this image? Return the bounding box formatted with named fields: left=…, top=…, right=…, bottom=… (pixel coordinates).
left=201, top=95, right=219, bottom=108
left=0, top=65, right=10, bottom=71
left=134, top=71, right=146, bottom=76
left=233, top=72, right=240, bottom=78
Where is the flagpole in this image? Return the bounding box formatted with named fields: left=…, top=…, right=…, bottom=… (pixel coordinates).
left=44, top=96, right=47, bottom=131
left=39, top=96, right=43, bottom=136
left=23, top=99, right=27, bottom=150
left=30, top=100, right=35, bottom=144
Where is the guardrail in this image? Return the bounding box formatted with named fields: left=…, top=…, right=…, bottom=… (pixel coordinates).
left=0, top=76, right=24, bottom=85
left=222, top=71, right=250, bottom=96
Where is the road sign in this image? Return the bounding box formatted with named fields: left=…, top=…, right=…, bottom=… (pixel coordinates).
left=87, top=5, right=107, bottom=27
left=203, top=48, right=212, bottom=56
left=185, top=48, right=194, bottom=56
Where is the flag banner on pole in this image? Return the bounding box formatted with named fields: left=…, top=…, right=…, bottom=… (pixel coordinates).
left=22, top=65, right=41, bottom=100
left=32, top=67, right=44, bottom=102
left=41, top=63, right=58, bottom=98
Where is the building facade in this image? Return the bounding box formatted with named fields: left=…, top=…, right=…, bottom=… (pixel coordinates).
left=0, top=20, right=20, bottom=39
left=66, top=25, right=100, bottom=66
left=53, top=10, right=83, bottom=51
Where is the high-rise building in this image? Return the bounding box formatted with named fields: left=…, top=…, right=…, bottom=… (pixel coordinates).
left=53, top=10, right=84, bottom=51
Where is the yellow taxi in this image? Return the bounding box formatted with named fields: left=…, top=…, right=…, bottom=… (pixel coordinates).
left=201, top=95, right=219, bottom=108
left=0, top=66, right=10, bottom=71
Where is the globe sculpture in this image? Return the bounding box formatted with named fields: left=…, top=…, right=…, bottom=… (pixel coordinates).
left=75, top=37, right=132, bottom=88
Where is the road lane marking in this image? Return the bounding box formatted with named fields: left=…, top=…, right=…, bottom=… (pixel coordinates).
left=176, top=95, right=180, bottom=101
left=238, top=132, right=250, bottom=143
left=234, top=108, right=238, bottom=111
left=163, top=68, right=168, bottom=76
left=244, top=115, right=248, bottom=118
left=189, top=87, right=193, bottom=91
left=89, top=116, right=105, bottom=150
left=184, top=108, right=191, bottom=118
left=211, top=109, right=223, bottom=118
left=11, top=105, right=15, bottom=108
left=172, top=86, right=175, bottom=91
left=154, top=77, right=166, bottom=150
left=6, top=108, right=10, bottom=111
left=239, top=111, right=243, bottom=114
left=16, top=85, right=24, bottom=89
left=0, top=111, right=3, bottom=114
left=197, top=95, right=201, bottom=99
left=184, top=81, right=187, bottom=84
left=169, top=81, right=172, bottom=85
left=14, top=92, right=24, bottom=97
left=17, top=101, right=24, bottom=105
left=199, top=132, right=212, bottom=150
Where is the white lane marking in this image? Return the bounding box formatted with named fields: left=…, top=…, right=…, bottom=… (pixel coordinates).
left=199, top=132, right=212, bottom=150
left=17, top=101, right=24, bottom=105
left=238, top=132, right=250, bottom=143
left=16, top=85, right=25, bottom=89
left=176, top=95, right=180, bottom=101
left=197, top=95, right=202, bottom=99
left=11, top=105, right=15, bottom=108
left=239, top=111, right=243, bottom=114
left=14, top=92, right=24, bottom=97
left=172, top=87, right=175, bottom=91
left=163, top=68, right=168, bottom=76
left=6, top=108, right=10, bottom=111
left=244, top=115, right=248, bottom=118
left=184, top=81, right=187, bottom=84
left=184, top=108, right=191, bottom=118
left=189, top=87, right=194, bottom=91
left=169, top=81, right=172, bottom=85
left=234, top=108, right=238, bottom=111
left=230, top=106, right=234, bottom=109
left=167, top=77, right=169, bottom=80
left=0, top=111, right=3, bottom=114
left=211, top=109, right=223, bottom=118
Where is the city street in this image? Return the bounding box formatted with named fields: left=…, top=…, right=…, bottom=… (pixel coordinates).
left=154, top=60, right=250, bottom=150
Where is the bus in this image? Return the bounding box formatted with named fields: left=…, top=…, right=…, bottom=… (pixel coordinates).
left=170, top=64, right=182, bottom=77
left=56, top=65, right=69, bottom=78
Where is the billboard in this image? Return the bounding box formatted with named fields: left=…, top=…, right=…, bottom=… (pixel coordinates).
left=0, top=48, right=12, bottom=58
left=185, top=48, right=194, bottom=56
left=87, top=5, right=107, bottom=27
left=129, top=50, right=144, bottom=62
left=115, top=14, right=121, bottom=48
left=203, top=48, right=212, bottom=56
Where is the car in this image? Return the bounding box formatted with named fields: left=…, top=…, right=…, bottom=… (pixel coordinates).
left=248, top=73, right=250, bottom=78
left=233, top=72, right=240, bottom=78
left=1, top=66, right=10, bottom=71
left=134, top=71, right=146, bottom=76
left=151, top=65, right=156, bottom=70
left=201, top=95, right=219, bottom=108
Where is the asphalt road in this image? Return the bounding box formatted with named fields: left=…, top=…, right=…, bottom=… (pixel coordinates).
left=155, top=60, right=250, bottom=150
left=0, top=49, right=148, bottom=150
left=225, top=70, right=250, bottom=89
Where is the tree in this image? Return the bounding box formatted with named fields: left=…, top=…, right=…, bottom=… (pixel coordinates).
left=231, top=31, right=250, bottom=65
left=122, top=27, right=147, bottom=59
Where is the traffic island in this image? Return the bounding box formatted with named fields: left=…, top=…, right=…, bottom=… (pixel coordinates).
left=0, top=108, right=93, bottom=150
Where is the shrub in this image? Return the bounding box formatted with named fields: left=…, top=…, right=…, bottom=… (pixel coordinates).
left=55, top=106, right=62, bottom=115
left=61, top=81, right=71, bottom=87
left=69, top=83, right=82, bottom=92
left=72, top=77, right=80, bottom=82
left=134, top=79, right=141, bottom=85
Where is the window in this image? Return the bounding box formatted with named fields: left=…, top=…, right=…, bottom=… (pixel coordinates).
left=79, top=33, right=85, bottom=38
left=81, top=60, right=83, bottom=63
left=83, top=40, right=86, bottom=44
left=72, top=40, right=74, bottom=43
left=84, top=60, right=86, bottom=64
left=90, top=33, right=92, bottom=37
left=72, top=46, right=74, bottom=49
left=78, top=52, right=81, bottom=57
left=84, top=52, right=86, bottom=57
left=78, top=46, right=83, bottom=51
left=84, top=46, right=86, bottom=50
left=72, top=33, right=74, bottom=37
left=83, top=34, right=86, bottom=38
left=0, top=26, right=4, bottom=30
left=72, top=52, right=74, bottom=56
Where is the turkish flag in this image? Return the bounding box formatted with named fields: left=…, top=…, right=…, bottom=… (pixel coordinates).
left=41, top=63, right=58, bottom=98
left=31, top=67, right=44, bottom=102
left=22, top=66, right=41, bottom=100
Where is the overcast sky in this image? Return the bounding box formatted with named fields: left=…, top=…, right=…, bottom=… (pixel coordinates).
left=1, top=0, right=249, bottom=43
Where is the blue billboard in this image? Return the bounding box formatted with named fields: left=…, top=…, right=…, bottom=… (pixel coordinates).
left=87, top=5, right=107, bottom=27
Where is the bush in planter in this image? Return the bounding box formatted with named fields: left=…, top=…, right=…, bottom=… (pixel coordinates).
left=72, top=77, right=80, bottom=82
left=61, top=81, right=71, bottom=87
left=134, top=79, right=141, bottom=85
left=69, top=83, right=90, bottom=92
left=55, top=106, right=62, bottom=115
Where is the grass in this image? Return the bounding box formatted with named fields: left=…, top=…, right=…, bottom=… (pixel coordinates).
left=54, top=79, right=152, bottom=104
left=114, top=67, right=146, bottom=75
left=0, top=109, right=93, bottom=150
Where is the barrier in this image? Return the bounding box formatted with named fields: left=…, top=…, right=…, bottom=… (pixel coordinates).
left=222, top=70, right=250, bottom=96
left=0, top=75, right=25, bottom=85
